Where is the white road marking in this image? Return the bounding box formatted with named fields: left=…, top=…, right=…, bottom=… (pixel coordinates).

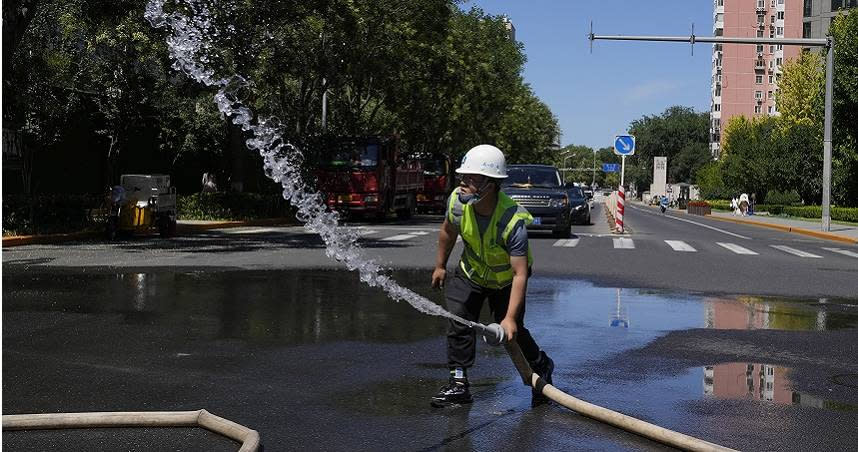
left=357, top=229, right=379, bottom=236
left=225, top=227, right=284, bottom=234
left=613, top=238, right=635, bottom=249
left=717, top=242, right=758, bottom=255
left=411, top=231, right=430, bottom=236
left=823, top=247, right=858, bottom=259
left=628, top=204, right=751, bottom=239
left=771, top=245, right=822, bottom=258
left=553, top=238, right=580, bottom=247
left=664, top=240, right=697, bottom=252
left=381, top=234, right=418, bottom=241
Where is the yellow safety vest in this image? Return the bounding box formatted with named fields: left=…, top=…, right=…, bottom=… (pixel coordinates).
left=447, top=187, right=534, bottom=289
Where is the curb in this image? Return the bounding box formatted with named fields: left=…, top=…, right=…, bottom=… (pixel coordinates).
left=2, top=218, right=298, bottom=248
left=703, top=214, right=858, bottom=244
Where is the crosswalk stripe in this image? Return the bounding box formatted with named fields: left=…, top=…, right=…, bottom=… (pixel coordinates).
left=664, top=240, right=696, bottom=252
left=613, top=238, right=635, bottom=249
left=411, top=231, right=430, bottom=236
left=717, top=242, right=758, bottom=255
left=381, top=234, right=418, bottom=241
left=358, top=229, right=379, bottom=236
left=823, top=247, right=858, bottom=258
left=771, top=245, right=822, bottom=258
left=552, top=238, right=580, bottom=247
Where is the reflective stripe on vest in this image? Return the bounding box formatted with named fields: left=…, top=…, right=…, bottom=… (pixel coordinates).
left=447, top=188, right=534, bottom=288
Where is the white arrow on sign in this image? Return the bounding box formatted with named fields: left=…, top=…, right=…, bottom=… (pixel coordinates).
left=620, top=139, right=631, bottom=151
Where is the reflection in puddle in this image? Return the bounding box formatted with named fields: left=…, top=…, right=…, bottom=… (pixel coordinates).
left=704, top=297, right=832, bottom=331
left=703, top=363, right=857, bottom=411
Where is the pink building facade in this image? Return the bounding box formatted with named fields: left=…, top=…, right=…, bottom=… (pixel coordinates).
left=710, top=0, right=802, bottom=158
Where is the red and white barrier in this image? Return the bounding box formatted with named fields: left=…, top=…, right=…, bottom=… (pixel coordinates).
left=616, top=186, right=625, bottom=233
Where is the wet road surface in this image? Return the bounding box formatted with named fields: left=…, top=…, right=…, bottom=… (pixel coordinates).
left=4, top=268, right=858, bottom=450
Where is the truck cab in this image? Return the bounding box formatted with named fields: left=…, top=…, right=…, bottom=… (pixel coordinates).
left=316, top=137, right=422, bottom=220
left=417, top=156, right=452, bottom=214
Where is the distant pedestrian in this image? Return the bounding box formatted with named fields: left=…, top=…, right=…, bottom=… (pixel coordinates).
left=202, top=173, right=218, bottom=193
left=749, top=193, right=756, bottom=215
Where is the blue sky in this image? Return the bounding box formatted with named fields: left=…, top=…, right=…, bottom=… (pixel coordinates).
left=467, top=0, right=714, bottom=149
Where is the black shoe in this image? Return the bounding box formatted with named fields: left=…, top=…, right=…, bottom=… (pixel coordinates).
left=431, top=378, right=473, bottom=408
left=531, top=352, right=554, bottom=407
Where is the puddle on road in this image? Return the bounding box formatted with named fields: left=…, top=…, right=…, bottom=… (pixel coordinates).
left=702, top=362, right=856, bottom=411
left=4, top=269, right=857, bottom=416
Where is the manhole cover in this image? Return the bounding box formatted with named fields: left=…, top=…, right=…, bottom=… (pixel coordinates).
left=831, top=374, right=858, bottom=389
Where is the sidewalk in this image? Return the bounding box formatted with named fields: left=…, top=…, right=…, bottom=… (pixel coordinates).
left=2, top=218, right=297, bottom=247
left=705, top=210, right=858, bottom=244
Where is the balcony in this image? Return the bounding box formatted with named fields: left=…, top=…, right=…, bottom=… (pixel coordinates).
left=755, top=60, right=766, bottom=70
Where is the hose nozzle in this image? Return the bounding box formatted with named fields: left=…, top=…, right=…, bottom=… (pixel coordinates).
left=474, top=322, right=505, bottom=346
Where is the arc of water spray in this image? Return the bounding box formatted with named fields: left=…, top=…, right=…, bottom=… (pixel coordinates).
left=143, top=0, right=493, bottom=335
left=143, top=3, right=738, bottom=450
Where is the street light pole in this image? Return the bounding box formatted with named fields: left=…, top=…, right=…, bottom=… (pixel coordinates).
left=588, top=28, right=834, bottom=231
left=592, top=150, right=596, bottom=188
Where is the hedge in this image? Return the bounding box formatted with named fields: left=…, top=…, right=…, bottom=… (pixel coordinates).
left=2, top=194, right=105, bottom=236
left=177, top=192, right=294, bottom=221
left=704, top=199, right=858, bottom=223
left=2, top=192, right=296, bottom=236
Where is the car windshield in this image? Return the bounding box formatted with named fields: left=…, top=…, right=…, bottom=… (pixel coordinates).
left=568, top=187, right=585, bottom=199
left=324, top=143, right=379, bottom=169
left=502, top=167, right=561, bottom=188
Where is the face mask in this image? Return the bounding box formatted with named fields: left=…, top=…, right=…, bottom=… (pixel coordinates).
left=458, top=178, right=491, bottom=205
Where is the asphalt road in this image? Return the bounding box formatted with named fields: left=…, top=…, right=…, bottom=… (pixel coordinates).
left=4, top=197, right=857, bottom=297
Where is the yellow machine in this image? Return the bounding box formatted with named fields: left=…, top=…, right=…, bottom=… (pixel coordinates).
left=107, top=174, right=177, bottom=238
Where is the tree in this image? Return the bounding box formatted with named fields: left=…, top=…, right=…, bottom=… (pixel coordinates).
left=626, top=106, right=710, bottom=190
left=777, top=51, right=824, bottom=127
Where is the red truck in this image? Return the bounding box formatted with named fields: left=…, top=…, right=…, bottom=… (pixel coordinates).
left=316, top=136, right=423, bottom=220
left=417, top=156, right=453, bottom=214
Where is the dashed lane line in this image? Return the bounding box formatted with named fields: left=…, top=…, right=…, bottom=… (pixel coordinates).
left=717, top=242, right=758, bottom=255
left=823, top=247, right=858, bottom=259
left=664, top=240, right=697, bottom=252
left=770, top=245, right=822, bottom=258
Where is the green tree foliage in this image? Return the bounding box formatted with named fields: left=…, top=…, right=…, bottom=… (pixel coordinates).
left=626, top=106, right=710, bottom=190
left=777, top=51, right=825, bottom=126
left=4, top=1, right=560, bottom=193
left=717, top=115, right=822, bottom=204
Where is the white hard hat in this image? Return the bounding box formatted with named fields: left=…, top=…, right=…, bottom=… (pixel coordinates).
left=455, top=144, right=508, bottom=179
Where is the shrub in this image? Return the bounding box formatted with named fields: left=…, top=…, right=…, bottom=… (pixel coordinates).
left=178, top=192, right=294, bottom=220
left=765, top=189, right=802, bottom=205
left=2, top=194, right=104, bottom=236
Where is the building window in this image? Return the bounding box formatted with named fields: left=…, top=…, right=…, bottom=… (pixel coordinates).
left=769, top=75, right=774, bottom=83
left=757, top=44, right=764, bottom=53
left=756, top=75, right=764, bottom=84
left=758, top=0, right=765, bottom=8
left=778, top=11, right=785, bottom=20
left=778, top=0, right=784, bottom=4
left=758, top=29, right=765, bottom=37
left=776, top=57, right=783, bottom=66
left=715, top=86, right=722, bottom=96
left=768, top=106, right=774, bottom=114
left=803, top=22, right=812, bottom=38
left=777, top=26, right=784, bottom=36
left=771, top=0, right=776, bottom=6
left=714, top=103, right=721, bottom=112
left=768, top=90, right=774, bottom=99
left=755, top=105, right=762, bottom=114
left=777, top=44, right=783, bottom=50
left=770, top=45, right=775, bottom=53
left=718, top=0, right=723, bottom=5
left=771, top=15, right=776, bottom=24
left=770, top=30, right=775, bottom=38
left=755, top=91, right=763, bottom=100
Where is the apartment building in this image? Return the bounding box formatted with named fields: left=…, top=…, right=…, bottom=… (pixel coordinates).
left=803, top=0, right=857, bottom=38
left=710, top=0, right=802, bottom=158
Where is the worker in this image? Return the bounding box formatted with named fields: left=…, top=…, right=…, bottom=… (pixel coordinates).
left=430, top=144, right=554, bottom=408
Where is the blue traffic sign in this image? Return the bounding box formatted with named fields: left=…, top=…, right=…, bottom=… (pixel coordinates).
left=602, top=163, right=620, bottom=173
left=614, top=135, right=636, bottom=156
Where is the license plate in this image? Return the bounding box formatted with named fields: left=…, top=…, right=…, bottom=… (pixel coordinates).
left=532, top=217, right=541, bottom=225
